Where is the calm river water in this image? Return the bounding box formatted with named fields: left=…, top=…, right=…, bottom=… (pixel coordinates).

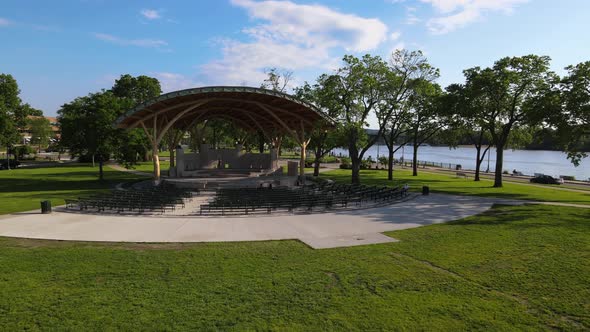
left=333, top=146, right=590, bottom=181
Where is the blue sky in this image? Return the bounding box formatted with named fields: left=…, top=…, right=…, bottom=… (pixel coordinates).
left=1, top=0, right=589, bottom=117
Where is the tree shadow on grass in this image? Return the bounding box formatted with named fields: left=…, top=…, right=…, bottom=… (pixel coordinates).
left=0, top=177, right=141, bottom=193
left=445, top=204, right=590, bottom=229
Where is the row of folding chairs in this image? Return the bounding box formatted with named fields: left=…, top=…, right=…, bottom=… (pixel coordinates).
left=198, top=184, right=409, bottom=216
left=65, top=185, right=195, bottom=213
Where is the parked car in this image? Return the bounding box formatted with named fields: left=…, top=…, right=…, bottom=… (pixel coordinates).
left=0, top=159, right=20, bottom=170
left=530, top=175, right=561, bottom=185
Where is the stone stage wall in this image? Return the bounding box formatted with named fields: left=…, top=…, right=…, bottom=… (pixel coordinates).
left=172, top=144, right=279, bottom=177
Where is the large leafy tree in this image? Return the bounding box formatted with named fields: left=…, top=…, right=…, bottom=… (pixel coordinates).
left=111, top=74, right=162, bottom=105
left=407, top=80, right=447, bottom=176
left=59, top=74, right=162, bottom=179
left=59, top=91, right=125, bottom=180
left=110, top=74, right=162, bottom=164
left=295, top=74, right=344, bottom=177
left=380, top=50, right=439, bottom=181
left=332, top=54, right=390, bottom=184
left=464, top=55, right=557, bottom=187
left=558, top=61, right=590, bottom=165
left=0, top=74, right=43, bottom=162
left=444, top=83, right=493, bottom=181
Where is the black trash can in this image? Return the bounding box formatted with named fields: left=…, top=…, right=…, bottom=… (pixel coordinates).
left=456, top=164, right=462, bottom=170
left=422, top=186, right=430, bottom=196
left=41, top=200, right=52, bottom=214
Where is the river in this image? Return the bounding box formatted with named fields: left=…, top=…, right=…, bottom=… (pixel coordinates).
left=332, top=145, right=590, bottom=181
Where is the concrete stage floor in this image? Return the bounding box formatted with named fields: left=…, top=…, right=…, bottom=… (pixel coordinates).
left=0, top=194, right=523, bottom=249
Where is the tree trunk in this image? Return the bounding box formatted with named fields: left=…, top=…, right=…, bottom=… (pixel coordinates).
left=493, top=145, right=504, bottom=187
left=258, top=132, right=265, bottom=153
left=412, top=144, right=418, bottom=176
left=169, top=147, right=175, bottom=168
left=387, top=148, right=394, bottom=180
left=351, top=157, right=360, bottom=185
left=474, top=145, right=482, bottom=181
left=6, top=145, right=10, bottom=170
left=313, top=148, right=322, bottom=177
left=98, top=157, right=104, bottom=181
left=92, top=154, right=95, bottom=168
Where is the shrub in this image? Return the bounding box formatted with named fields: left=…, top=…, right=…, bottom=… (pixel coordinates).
left=378, top=156, right=388, bottom=168
left=15, top=145, right=35, bottom=159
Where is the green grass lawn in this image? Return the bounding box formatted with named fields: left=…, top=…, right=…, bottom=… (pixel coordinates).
left=0, top=164, right=145, bottom=215
left=0, top=204, right=587, bottom=330
left=320, top=168, right=590, bottom=205
left=1, top=164, right=588, bottom=329
left=127, top=161, right=171, bottom=173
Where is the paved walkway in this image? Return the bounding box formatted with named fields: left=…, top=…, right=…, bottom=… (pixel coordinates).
left=0, top=194, right=524, bottom=249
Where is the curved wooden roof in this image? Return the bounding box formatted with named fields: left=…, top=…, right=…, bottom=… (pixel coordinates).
left=115, top=86, right=333, bottom=133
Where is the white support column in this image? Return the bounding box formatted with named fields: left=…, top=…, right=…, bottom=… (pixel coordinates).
left=152, top=114, right=161, bottom=182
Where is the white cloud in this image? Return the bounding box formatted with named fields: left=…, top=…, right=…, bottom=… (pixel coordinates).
left=140, top=9, right=161, bottom=20
left=0, top=18, right=12, bottom=26
left=152, top=72, right=204, bottom=92
left=199, top=0, right=389, bottom=86
left=421, top=0, right=529, bottom=34
left=232, top=0, right=388, bottom=52
left=94, top=33, right=168, bottom=49
left=405, top=13, right=421, bottom=25
left=390, top=31, right=402, bottom=41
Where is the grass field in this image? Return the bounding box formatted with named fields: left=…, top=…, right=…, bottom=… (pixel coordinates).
left=0, top=164, right=144, bottom=215
left=1, top=164, right=588, bottom=329
left=127, top=161, right=171, bottom=173
left=0, top=204, right=587, bottom=330
left=320, top=168, right=590, bottom=205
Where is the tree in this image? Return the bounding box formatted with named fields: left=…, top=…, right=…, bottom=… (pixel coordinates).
left=163, top=128, right=184, bottom=169
left=407, top=80, right=446, bottom=176
left=28, top=117, right=52, bottom=152
left=295, top=74, right=344, bottom=177
left=444, top=83, right=493, bottom=181
left=111, top=74, right=162, bottom=104
left=332, top=54, right=390, bottom=184
left=260, top=68, right=294, bottom=155
left=111, top=74, right=162, bottom=165
left=261, top=68, right=293, bottom=93
left=464, top=55, right=556, bottom=187
left=559, top=61, right=590, bottom=165
left=59, top=74, right=163, bottom=179
left=0, top=74, right=43, bottom=163
left=380, top=50, right=439, bottom=181
left=59, top=91, right=125, bottom=180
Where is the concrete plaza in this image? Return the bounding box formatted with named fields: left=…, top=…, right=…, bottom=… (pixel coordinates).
left=0, top=194, right=522, bottom=249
